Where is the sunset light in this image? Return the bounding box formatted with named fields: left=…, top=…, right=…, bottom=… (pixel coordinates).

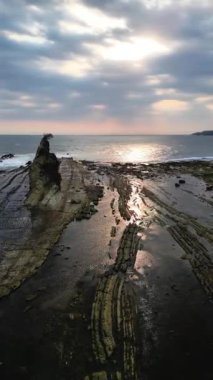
left=0, top=0, right=212, bottom=134
left=0, top=1, right=213, bottom=379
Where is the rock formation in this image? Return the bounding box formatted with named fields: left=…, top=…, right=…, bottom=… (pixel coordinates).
left=26, top=134, right=61, bottom=207
left=0, top=153, right=14, bottom=160
left=87, top=224, right=141, bottom=379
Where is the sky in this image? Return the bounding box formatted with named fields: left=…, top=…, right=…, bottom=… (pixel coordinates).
left=0, top=0, right=213, bottom=134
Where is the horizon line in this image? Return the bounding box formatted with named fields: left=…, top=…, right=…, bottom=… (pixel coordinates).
left=0, top=133, right=194, bottom=136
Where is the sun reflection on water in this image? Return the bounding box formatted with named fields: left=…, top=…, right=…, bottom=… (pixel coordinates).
left=117, top=143, right=166, bottom=163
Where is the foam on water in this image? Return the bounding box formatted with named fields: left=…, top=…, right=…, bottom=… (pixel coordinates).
left=0, top=135, right=212, bottom=169
left=1, top=153, right=212, bottom=170
left=0, top=154, right=34, bottom=169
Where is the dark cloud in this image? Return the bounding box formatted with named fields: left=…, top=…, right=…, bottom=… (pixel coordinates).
left=0, top=0, right=213, bottom=128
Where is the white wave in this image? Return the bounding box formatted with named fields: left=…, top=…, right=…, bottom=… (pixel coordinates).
left=56, top=151, right=74, bottom=158
left=0, top=152, right=212, bottom=170
left=0, top=154, right=35, bottom=169
left=0, top=152, right=71, bottom=170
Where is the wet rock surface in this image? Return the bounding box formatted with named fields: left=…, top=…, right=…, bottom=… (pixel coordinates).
left=0, top=152, right=103, bottom=298
left=0, top=153, right=14, bottom=160
left=0, top=157, right=212, bottom=379
left=26, top=134, right=61, bottom=207
left=88, top=224, right=141, bottom=380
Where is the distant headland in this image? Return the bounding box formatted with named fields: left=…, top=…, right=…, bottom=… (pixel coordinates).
left=192, top=130, right=213, bottom=136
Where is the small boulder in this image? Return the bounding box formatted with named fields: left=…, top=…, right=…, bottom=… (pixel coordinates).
left=111, top=226, right=116, bottom=237
left=206, top=185, right=213, bottom=191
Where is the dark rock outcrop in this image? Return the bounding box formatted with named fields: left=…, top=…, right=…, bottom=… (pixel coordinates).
left=1, top=153, right=14, bottom=160
left=192, top=130, right=213, bottom=136
left=206, top=185, right=213, bottom=191
left=179, top=179, right=186, bottom=184
left=26, top=134, right=61, bottom=207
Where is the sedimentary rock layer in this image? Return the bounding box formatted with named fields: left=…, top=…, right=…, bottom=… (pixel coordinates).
left=168, top=224, right=213, bottom=296
left=111, top=175, right=132, bottom=220
left=142, top=186, right=213, bottom=297
left=87, top=224, right=140, bottom=380
left=0, top=159, right=103, bottom=298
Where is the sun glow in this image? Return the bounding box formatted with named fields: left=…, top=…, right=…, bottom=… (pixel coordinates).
left=105, top=37, right=169, bottom=61
left=86, top=37, right=170, bottom=63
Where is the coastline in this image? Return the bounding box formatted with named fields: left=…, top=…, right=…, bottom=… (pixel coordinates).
left=1, top=154, right=213, bottom=171
left=0, top=153, right=212, bottom=379
left=1, top=134, right=213, bottom=170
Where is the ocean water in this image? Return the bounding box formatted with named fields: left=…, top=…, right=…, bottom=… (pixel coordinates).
left=0, top=135, right=212, bottom=169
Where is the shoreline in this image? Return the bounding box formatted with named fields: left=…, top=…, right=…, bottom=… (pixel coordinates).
left=1, top=155, right=213, bottom=171
left=0, top=153, right=212, bottom=379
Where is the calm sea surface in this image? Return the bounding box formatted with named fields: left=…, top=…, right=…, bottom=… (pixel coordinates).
left=0, top=135, right=212, bottom=169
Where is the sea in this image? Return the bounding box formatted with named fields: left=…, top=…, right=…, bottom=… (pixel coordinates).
left=0, top=135, right=213, bottom=169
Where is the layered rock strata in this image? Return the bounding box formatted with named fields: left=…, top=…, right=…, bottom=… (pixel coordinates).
left=111, top=175, right=132, bottom=220
left=86, top=224, right=140, bottom=380
left=142, top=186, right=213, bottom=297
left=0, top=137, right=104, bottom=298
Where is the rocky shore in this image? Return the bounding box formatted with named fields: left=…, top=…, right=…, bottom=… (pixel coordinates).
left=0, top=137, right=104, bottom=298
left=0, top=138, right=212, bottom=379
left=89, top=224, right=140, bottom=380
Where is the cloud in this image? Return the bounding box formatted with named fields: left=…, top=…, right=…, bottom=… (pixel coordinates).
left=36, top=56, right=95, bottom=78
left=89, top=104, right=107, bottom=110
left=0, top=0, right=212, bottom=133
left=1, top=30, right=51, bottom=45
left=152, top=99, right=189, bottom=112
left=206, top=104, right=213, bottom=111
left=61, top=1, right=127, bottom=35
left=86, top=36, right=171, bottom=62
